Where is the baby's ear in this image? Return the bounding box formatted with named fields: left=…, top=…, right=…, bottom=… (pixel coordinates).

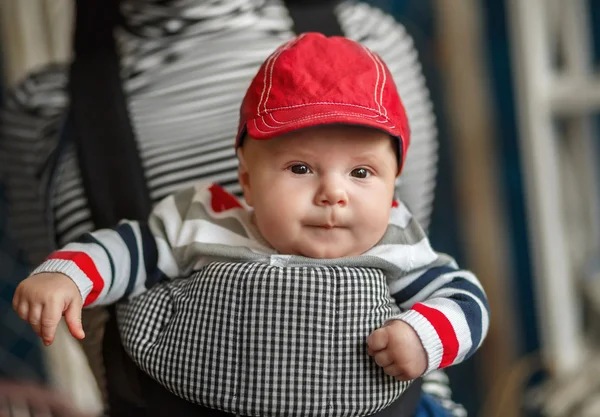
left=237, top=148, right=253, bottom=206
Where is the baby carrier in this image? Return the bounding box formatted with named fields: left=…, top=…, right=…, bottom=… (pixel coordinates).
left=68, top=0, right=423, bottom=415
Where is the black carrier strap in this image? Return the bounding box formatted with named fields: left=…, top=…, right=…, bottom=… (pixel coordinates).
left=69, top=0, right=151, bottom=230
left=286, top=0, right=344, bottom=37
left=68, top=0, right=422, bottom=415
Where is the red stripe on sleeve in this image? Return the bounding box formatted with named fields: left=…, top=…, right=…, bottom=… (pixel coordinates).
left=412, top=303, right=459, bottom=368
left=47, top=251, right=105, bottom=306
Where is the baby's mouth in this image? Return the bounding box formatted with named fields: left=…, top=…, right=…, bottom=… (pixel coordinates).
left=308, top=223, right=340, bottom=230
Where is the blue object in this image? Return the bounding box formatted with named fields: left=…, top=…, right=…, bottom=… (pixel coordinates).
left=414, top=394, right=454, bottom=417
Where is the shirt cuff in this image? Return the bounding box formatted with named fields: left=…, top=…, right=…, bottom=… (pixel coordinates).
left=386, top=309, right=444, bottom=375
left=31, top=258, right=92, bottom=303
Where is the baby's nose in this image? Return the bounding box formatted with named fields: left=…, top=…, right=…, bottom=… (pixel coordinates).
left=316, top=176, right=348, bottom=206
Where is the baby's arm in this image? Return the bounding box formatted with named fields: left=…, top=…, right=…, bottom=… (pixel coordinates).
left=12, top=187, right=195, bottom=345
left=369, top=255, right=489, bottom=379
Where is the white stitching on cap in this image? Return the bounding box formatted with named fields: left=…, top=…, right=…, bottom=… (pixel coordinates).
left=370, top=50, right=389, bottom=118
left=257, top=42, right=288, bottom=115
left=263, top=34, right=306, bottom=115
left=361, top=45, right=382, bottom=115
left=266, top=112, right=392, bottom=127
left=261, top=101, right=383, bottom=113
left=267, top=110, right=391, bottom=126
left=252, top=112, right=395, bottom=134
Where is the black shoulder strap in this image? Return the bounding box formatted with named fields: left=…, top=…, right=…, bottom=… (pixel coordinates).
left=69, top=0, right=152, bottom=229
left=286, top=0, right=343, bottom=37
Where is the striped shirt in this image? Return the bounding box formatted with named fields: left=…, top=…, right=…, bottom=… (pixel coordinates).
left=33, top=182, right=489, bottom=374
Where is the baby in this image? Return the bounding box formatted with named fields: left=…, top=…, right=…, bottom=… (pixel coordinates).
left=14, top=33, right=489, bottom=416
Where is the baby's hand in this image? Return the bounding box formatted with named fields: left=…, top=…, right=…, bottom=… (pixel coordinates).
left=12, top=273, right=85, bottom=346
left=367, top=320, right=427, bottom=381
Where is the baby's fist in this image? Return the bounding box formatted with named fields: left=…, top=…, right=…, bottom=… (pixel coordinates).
left=12, top=272, right=85, bottom=346
left=367, top=320, right=427, bottom=381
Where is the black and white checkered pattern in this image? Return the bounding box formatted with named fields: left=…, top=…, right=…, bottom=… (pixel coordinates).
left=117, top=262, right=410, bottom=417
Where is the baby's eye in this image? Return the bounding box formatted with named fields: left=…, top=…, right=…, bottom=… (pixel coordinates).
left=351, top=168, right=371, bottom=178
left=289, top=164, right=312, bottom=175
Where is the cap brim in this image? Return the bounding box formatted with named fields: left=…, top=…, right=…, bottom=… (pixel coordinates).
left=245, top=103, right=401, bottom=142
left=240, top=104, right=405, bottom=173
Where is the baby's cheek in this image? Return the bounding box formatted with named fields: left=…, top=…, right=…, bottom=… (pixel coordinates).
left=367, top=213, right=391, bottom=240
left=257, top=208, right=299, bottom=251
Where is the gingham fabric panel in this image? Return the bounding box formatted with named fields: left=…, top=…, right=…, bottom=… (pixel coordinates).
left=117, top=262, right=409, bottom=417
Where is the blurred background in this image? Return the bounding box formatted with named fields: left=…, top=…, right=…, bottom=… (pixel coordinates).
left=1, top=0, right=600, bottom=416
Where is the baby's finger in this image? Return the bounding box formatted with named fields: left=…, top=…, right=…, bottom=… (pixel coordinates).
left=14, top=299, right=29, bottom=321
left=384, top=363, right=415, bottom=381
left=40, top=303, right=63, bottom=346
left=383, top=363, right=402, bottom=378
left=12, top=292, right=20, bottom=312
left=28, top=304, right=43, bottom=337
left=64, top=300, right=85, bottom=340
left=373, top=349, right=394, bottom=368
left=367, top=327, right=389, bottom=352
left=394, top=373, right=415, bottom=381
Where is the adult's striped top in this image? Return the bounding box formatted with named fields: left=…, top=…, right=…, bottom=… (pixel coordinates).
left=0, top=0, right=437, bottom=266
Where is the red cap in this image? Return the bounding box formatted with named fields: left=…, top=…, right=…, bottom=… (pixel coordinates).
left=236, top=33, right=410, bottom=172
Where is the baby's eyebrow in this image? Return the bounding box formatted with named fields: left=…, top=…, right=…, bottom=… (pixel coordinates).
left=270, top=147, right=318, bottom=159
left=349, top=153, right=386, bottom=164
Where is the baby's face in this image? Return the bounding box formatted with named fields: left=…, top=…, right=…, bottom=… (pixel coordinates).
left=238, top=125, right=398, bottom=258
